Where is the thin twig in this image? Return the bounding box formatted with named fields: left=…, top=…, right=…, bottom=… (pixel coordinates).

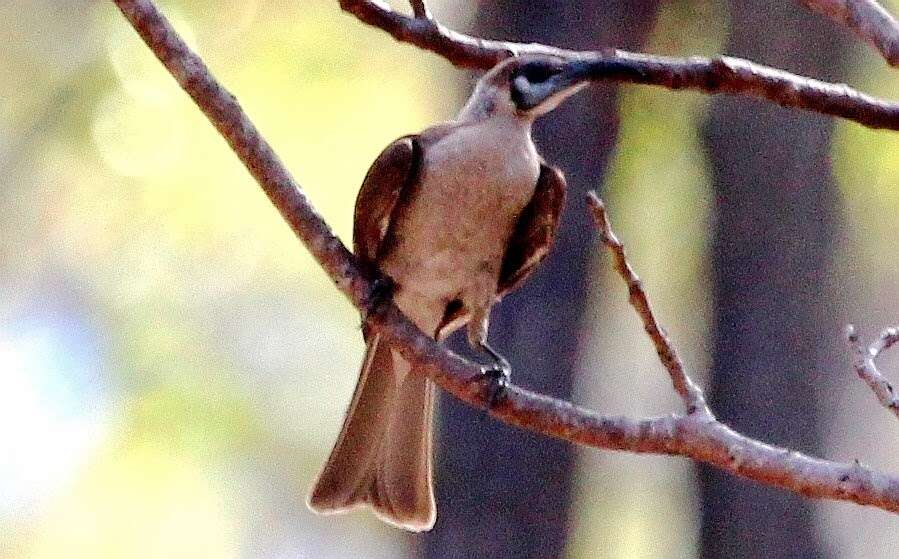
left=112, top=0, right=899, bottom=517
left=339, top=0, right=899, bottom=131
left=847, top=325, right=899, bottom=420
left=799, top=0, right=899, bottom=66
left=408, top=0, right=430, bottom=20
left=587, top=192, right=711, bottom=418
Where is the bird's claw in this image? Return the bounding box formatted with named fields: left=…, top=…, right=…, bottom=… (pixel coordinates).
left=363, top=276, right=394, bottom=320
left=370, top=276, right=394, bottom=306
left=479, top=358, right=511, bottom=408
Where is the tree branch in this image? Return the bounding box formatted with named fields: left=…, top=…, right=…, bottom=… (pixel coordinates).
left=587, top=193, right=710, bottom=418
left=799, top=0, right=899, bottom=67
left=339, top=0, right=899, bottom=131
left=847, top=325, right=899, bottom=420
left=112, top=0, right=899, bottom=517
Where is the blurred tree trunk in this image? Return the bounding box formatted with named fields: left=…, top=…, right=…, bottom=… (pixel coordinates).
left=698, top=2, right=850, bottom=558
left=420, top=2, right=660, bottom=557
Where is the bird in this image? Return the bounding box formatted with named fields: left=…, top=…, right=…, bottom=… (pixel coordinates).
left=307, top=54, right=602, bottom=531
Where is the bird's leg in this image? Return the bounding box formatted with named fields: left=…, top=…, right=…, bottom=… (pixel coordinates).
left=479, top=339, right=511, bottom=379
left=361, top=274, right=395, bottom=339
left=468, top=305, right=511, bottom=407
left=479, top=339, right=511, bottom=405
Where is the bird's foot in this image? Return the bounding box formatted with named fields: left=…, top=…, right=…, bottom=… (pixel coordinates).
left=363, top=275, right=394, bottom=319
left=480, top=363, right=510, bottom=408
left=478, top=342, right=511, bottom=408
left=360, top=275, right=395, bottom=339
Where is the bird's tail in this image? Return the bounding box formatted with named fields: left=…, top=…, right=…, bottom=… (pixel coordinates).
left=307, top=333, right=436, bottom=531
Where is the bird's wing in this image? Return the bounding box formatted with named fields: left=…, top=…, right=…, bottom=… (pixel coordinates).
left=496, top=162, right=567, bottom=297
left=353, top=135, right=421, bottom=264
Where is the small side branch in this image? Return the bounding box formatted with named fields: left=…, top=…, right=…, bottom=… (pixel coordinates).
left=408, top=0, right=431, bottom=20
left=587, top=193, right=711, bottom=418
left=847, top=325, right=899, bottom=420
left=799, top=0, right=899, bottom=66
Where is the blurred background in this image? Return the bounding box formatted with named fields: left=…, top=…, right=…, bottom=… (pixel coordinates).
left=4, top=0, right=899, bottom=557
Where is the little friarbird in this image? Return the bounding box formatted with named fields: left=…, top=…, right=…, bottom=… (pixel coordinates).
left=308, top=54, right=606, bottom=531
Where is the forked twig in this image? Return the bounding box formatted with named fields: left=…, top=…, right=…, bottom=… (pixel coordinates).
left=848, top=325, right=899, bottom=420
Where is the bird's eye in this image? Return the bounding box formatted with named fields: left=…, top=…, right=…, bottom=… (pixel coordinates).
left=518, top=62, right=562, bottom=84
left=510, top=60, right=565, bottom=111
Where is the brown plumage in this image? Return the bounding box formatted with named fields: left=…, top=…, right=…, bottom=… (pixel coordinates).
left=308, top=54, right=593, bottom=531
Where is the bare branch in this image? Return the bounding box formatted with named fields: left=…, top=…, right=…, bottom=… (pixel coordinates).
left=587, top=193, right=711, bottom=418
left=112, top=0, right=899, bottom=517
left=339, top=0, right=899, bottom=132
left=799, top=0, right=899, bottom=66
left=847, top=325, right=899, bottom=420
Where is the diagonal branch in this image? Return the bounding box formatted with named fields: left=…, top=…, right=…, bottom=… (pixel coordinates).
left=112, top=0, right=899, bottom=517
left=799, top=0, right=899, bottom=67
left=339, top=0, right=899, bottom=131
left=587, top=193, right=710, bottom=418
left=847, top=325, right=899, bottom=420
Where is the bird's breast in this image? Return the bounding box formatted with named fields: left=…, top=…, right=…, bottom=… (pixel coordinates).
left=380, top=122, right=540, bottom=303
left=420, top=123, right=539, bottom=236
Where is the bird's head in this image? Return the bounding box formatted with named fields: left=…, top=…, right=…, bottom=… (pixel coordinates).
left=460, top=54, right=595, bottom=122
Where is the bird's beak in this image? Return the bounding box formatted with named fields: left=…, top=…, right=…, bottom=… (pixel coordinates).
left=555, top=58, right=641, bottom=85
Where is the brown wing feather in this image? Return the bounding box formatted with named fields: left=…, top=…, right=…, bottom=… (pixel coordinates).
left=435, top=163, right=566, bottom=337
left=497, top=163, right=567, bottom=297
left=353, top=136, right=421, bottom=264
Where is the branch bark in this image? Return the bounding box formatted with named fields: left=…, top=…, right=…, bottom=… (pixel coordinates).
left=408, top=0, right=431, bottom=20
left=111, top=0, right=899, bottom=518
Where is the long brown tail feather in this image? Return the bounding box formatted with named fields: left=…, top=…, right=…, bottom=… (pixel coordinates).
left=307, top=333, right=436, bottom=531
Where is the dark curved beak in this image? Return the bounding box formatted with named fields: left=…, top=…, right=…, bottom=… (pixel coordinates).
left=519, top=58, right=634, bottom=113
left=556, top=57, right=648, bottom=87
